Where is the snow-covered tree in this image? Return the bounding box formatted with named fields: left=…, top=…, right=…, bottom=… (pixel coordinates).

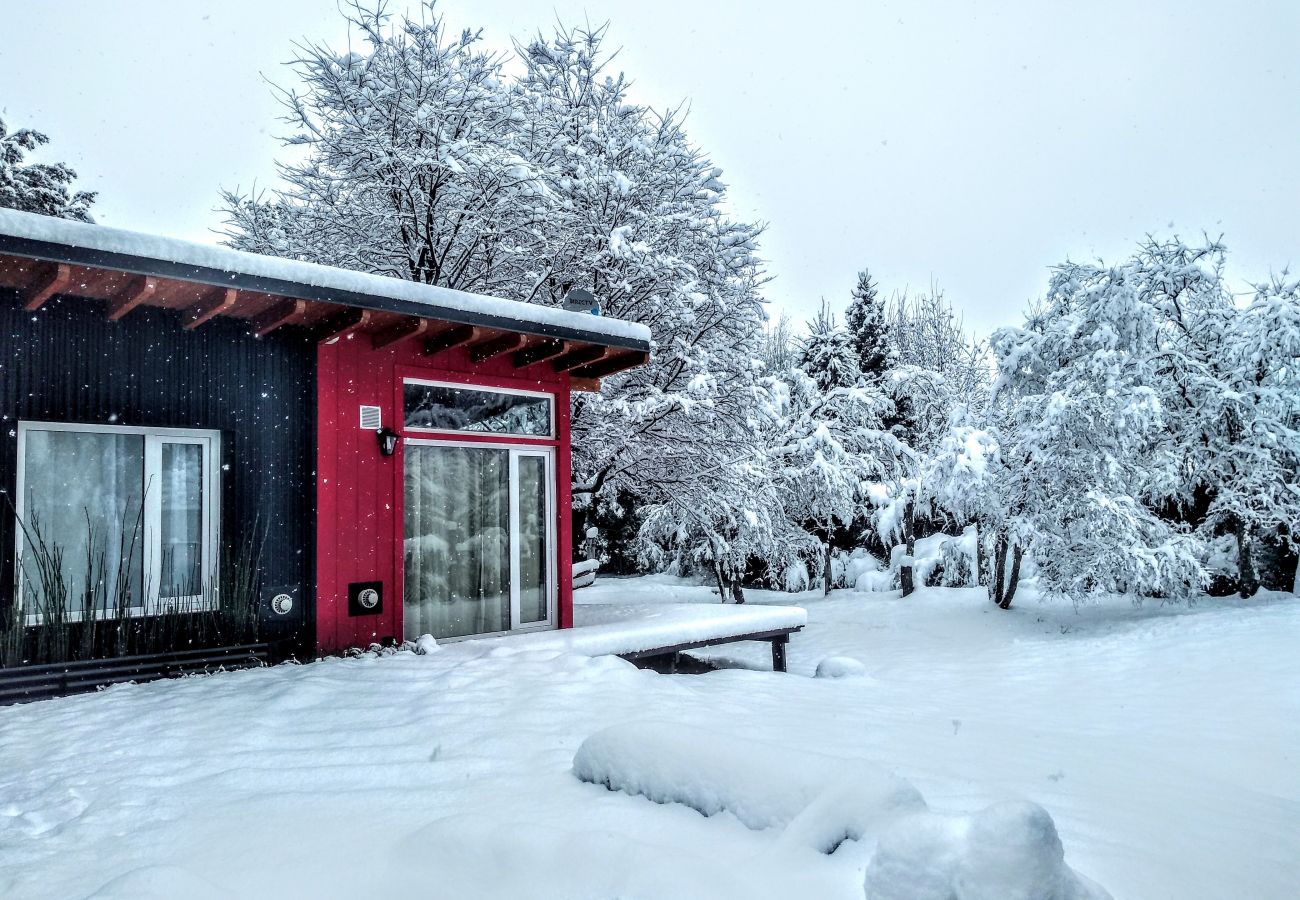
left=512, top=24, right=770, bottom=532
left=798, top=302, right=861, bottom=392
left=887, top=282, right=990, bottom=412
left=872, top=365, right=953, bottom=595
left=844, top=269, right=894, bottom=383
left=773, top=369, right=911, bottom=594
left=988, top=246, right=1213, bottom=603
left=759, top=312, right=797, bottom=376
left=1206, top=274, right=1300, bottom=593
left=0, top=114, right=95, bottom=222
left=637, top=381, right=805, bottom=602
left=221, top=5, right=539, bottom=292
left=222, top=5, right=771, bottom=549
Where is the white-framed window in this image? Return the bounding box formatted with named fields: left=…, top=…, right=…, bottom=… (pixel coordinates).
left=14, top=421, right=221, bottom=622
left=402, top=378, right=554, bottom=439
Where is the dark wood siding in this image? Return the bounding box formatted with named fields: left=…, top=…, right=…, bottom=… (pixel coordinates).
left=0, top=290, right=315, bottom=655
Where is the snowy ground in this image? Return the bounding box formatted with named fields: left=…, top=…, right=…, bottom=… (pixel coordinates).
left=1, top=577, right=1297, bottom=899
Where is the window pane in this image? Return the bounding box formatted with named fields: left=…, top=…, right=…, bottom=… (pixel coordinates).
left=403, top=382, right=551, bottom=436
left=517, top=455, right=549, bottom=624
left=403, top=445, right=511, bottom=639
left=160, top=443, right=204, bottom=600
left=21, top=430, right=145, bottom=617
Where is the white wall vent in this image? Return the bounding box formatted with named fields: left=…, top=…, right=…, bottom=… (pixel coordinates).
left=359, top=405, right=382, bottom=430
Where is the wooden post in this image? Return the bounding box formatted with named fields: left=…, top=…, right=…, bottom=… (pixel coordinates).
left=771, top=635, right=789, bottom=673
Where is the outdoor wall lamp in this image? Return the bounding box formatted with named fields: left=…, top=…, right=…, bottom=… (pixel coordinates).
left=377, top=427, right=400, bottom=457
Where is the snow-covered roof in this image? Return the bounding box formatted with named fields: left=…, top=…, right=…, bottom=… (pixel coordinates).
left=0, top=208, right=651, bottom=351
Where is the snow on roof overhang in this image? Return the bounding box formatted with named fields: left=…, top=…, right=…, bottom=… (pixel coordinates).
left=0, top=208, right=651, bottom=354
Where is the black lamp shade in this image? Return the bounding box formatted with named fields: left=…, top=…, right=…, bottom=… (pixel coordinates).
left=377, top=427, right=400, bottom=456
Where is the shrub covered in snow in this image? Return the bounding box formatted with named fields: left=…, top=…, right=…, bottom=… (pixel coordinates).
left=844, top=530, right=978, bottom=594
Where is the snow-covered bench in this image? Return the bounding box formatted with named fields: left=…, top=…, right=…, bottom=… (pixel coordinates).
left=469, top=603, right=806, bottom=672
left=572, top=603, right=806, bottom=672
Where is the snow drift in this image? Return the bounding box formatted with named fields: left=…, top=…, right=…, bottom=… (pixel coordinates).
left=573, top=723, right=1111, bottom=898
left=863, top=802, right=1112, bottom=900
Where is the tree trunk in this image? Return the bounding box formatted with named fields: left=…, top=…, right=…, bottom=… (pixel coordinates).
left=999, top=543, right=1023, bottom=609
left=714, top=561, right=728, bottom=604
left=731, top=581, right=746, bottom=604
left=990, top=532, right=1007, bottom=606
left=899, top=502, right=916, bottom=597
left=975, top=521, right=988, bottom=586
left=823, top=538, right=833, bottom=597
left=1236, top=521, right=1260, bottom=599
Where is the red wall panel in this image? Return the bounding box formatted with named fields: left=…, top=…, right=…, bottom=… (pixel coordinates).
left=316, top=334, right=573, bottom=653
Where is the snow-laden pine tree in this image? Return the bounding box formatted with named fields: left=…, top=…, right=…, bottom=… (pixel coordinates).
left=798, top=302, right=861, bottom=392
left=0, top=114, right=95, bottom=222
left=844, top=269, right=894, bottom=383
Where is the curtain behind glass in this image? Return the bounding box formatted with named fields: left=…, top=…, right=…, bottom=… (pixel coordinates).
left=404, top=445, right=510, bottom=639
left=517, top=455, right=548, bottom=624
left=21, top=430, right=145, bottom=616
left=160, top=443, right=204, bottom=600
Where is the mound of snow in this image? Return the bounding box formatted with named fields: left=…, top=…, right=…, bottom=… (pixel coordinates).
left=863, top=801, right=1112, bottom=900
left=779, top=765, right=926, bottom=854
left=815, top=656, right=868, bottom=678
left=573, top=722, right=917, bottom=834
left=575, top=724, right=1111, bottom=897
left=414, top=634, right=439, bottom=655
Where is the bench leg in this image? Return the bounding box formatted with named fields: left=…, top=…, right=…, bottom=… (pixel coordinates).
left=771, top=635, right=789, bottom=673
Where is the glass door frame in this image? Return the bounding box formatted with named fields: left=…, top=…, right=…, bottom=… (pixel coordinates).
left=402, top=437, right=558, bottom=638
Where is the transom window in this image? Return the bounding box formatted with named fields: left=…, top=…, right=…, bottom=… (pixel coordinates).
left=15, top=422, right=220, bottom=621
left=403, top=379, right=553, bottom=438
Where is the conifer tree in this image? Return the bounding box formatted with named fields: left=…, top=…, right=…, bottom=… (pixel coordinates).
left=0, top=114, right=95, bottom=222
left=844, top=269, right=894, bottom=382
left=798, top=301, right=861, bottom=392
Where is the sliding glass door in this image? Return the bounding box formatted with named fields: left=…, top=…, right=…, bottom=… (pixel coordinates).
left=403, top=442, right=554, bottom=640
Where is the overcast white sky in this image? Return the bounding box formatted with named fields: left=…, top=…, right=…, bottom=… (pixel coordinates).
left=2, top=0, right=1296, bottom=336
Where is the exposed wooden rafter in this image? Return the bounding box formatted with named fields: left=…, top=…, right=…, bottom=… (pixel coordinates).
left=424, top=324, right=481, bottom=357
left=512, top=339, right=567, bottom=369
left=23, top=262, right=72, bottom=311
left=551, top=345, right=610, bottom=373
left=371, top=317, right=430, bottom=349
left=251, top=298, right=308, bottom=338
left=183, top=286, right=238, bottom=330
left=570, top=350, right=649, bottom=380
left=107, top=275, right=157, bottom=322
left=469, top=332, right=526, bottom=364
left=314, top=307, right=371, bottom=344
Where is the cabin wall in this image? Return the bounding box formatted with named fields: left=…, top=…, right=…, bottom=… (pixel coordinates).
left=0, top=291, right=316, bottom=656
left=316, top=334, right=573, bottom=653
